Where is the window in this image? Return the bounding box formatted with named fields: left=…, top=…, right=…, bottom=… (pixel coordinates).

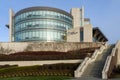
left=80, top=29, right=84, bottom=42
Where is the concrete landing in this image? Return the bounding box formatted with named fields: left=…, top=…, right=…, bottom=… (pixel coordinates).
left=71, top=77, right=120, bottom=80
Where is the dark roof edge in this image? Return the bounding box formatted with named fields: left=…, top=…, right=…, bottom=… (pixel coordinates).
left=84, top=18, right=90, bottom=21
left=93, top=27, right=108, bottom=41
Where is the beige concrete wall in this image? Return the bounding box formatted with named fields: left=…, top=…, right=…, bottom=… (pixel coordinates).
left=0, top=60, right=82, bottom=66
left=81, top=7, right=84, bottom=26
left=83, top=24, right=93, bottom=42
left=0, top=42, right=103, bottom=55
left=67, top=27, right=80, bottom=42
left=102, top=46, right=118, bottom=79
left=71, top=7, right=84, bottom=28
left=67, top=24, right=93, bottom=42
left=102, top=41, right=120, bottom=79
left=115, top=41, right=120, bottom=65
left=9, top=9, right=14, bottom=42
left=117, top=48, right=120, bottom=64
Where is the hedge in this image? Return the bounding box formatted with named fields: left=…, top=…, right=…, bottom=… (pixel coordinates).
left=0, top=47, right=99, bottom=61
left=0, top=63, right=80, bottom=78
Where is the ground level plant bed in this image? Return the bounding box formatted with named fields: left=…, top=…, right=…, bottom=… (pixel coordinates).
left=0, top=63, right=79, bottom=78
left=0, top=47, right=99, bottom=61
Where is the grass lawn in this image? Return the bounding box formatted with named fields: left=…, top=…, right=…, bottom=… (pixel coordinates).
left=0, top=76, right=72, bottom=80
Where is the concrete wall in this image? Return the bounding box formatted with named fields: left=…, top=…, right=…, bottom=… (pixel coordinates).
left=67, top=27, right=80, bottom=42
left=71, top=7, right=84, bottom=28
left=67, top=24, right=93, bottom=43
left=102, top=47, right=118, bottom=79
left=102, top=41, right=120, bottom=79
left=0, top=60, right=82, bottom=66
left=0, top=42, right=103, bottom=55
left=115, top=41, right=120, bottom=65
left=118, top=48, right=120, bottom=64
left=9, top=9, right=14, bottom=42
left=83, top=24, right=93, bottom=42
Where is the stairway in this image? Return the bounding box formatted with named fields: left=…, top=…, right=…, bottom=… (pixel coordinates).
left=71, top=45, right=114, bottom=80
left=82, top=45, right=114, bottom=78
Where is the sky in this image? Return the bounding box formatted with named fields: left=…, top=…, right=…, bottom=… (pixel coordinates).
left=0, top=0, right=120, bottom=44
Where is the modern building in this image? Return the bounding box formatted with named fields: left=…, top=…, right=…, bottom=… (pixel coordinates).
left=3, top=6, right=118, bottom=80
left=7, top=6, right=108, bottom=42
left=67, top=8, right=108, bottom=42
left=8, top=7, right=73, bottom=42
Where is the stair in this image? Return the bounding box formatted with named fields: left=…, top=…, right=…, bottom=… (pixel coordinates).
left=81, top=45, right=114, bottom=78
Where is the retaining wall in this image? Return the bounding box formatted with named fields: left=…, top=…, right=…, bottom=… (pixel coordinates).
left=0, top=42, right=103, bottom=55
left=0, top=60, right=83, bottom=66
left=102, top=41, right=119, bottom=79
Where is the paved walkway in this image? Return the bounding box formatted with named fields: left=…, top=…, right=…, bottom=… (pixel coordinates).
left=71, top=77, right=120, bottom=80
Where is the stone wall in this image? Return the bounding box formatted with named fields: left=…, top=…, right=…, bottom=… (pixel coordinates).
left=102, top=48, right=118, bottom=79
left=117, top=41, right=120, bottom=65
left=0, top=60, right=82, bottom=66
left=0, top=42, right=104, bottom=55
left=102, top=41, right=119, bottom=79
left=67, top=27, right=80, bottom=42
left=83, top=24, right=93, bottom=42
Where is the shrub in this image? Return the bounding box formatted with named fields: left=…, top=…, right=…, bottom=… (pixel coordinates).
left=0, top=63, right=79, bottom=78
left=0, top=47, right=99, bottom=61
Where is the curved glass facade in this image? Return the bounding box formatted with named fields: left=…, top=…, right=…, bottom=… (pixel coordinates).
left=14, top=7, right=73, bottom=42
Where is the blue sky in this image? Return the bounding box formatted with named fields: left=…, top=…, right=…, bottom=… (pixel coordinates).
left=0, top=0, right=120, bottom=43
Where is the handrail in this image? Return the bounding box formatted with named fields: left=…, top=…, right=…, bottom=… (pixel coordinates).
left=91, top=50, right=98, bottom=59
left=102, top=56, right=110, bottom=72
left=74, top=57, right=89, bottom=77
left=74, top=43, right=107, bottom=78
left=102, top=43, right=118, bottom=79
left=76, top=57, right=89, bottom=71
left=106, top=56, right=112, bottom=72
left=90, top=44, right=106, bottom=62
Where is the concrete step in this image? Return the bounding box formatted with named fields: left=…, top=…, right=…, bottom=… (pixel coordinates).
left=81, top=45, right=114, bottom=78
left=71, top=76, right=101, bottom=80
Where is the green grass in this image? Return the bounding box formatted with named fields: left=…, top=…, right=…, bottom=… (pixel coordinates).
left=0, top=76, right=72, bottom=80
left=0, top=64, right=77, bottom=78
left=0, top=65, right=75, bottom=78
